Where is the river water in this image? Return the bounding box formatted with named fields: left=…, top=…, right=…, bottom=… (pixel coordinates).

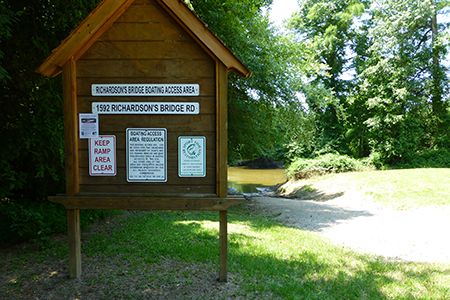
left=227, top=166, right=286, bottom=193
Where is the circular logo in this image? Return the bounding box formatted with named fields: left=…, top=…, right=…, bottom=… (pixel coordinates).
left=183, top=139, right=201, bottom=160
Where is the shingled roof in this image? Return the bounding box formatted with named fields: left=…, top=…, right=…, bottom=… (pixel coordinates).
left=37, top=0, right=251, bottom=78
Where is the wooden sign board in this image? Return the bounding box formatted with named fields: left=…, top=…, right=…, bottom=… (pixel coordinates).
left=37, top=0, right=251, bottom=282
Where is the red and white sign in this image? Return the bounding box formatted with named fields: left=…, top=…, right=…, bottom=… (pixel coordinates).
left=89, top=135, right=116, bottom=176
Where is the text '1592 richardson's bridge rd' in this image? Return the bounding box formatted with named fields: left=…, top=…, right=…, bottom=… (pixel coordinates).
left=37, top=0, right=251, bottom=282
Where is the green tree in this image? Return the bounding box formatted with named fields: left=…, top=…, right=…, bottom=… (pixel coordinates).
left=352, top=0, right=450, bottom=162
left=288, top=0, right=369, bottom=156
left=187, top=0, right=320, bottom=162
left=0, top=0, right=101, bottom=201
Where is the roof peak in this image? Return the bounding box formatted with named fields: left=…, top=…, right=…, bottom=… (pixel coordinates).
left=37, top=0, right=251, bottom=78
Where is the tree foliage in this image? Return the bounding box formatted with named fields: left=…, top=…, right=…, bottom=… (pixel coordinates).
left=350, top=0, right=450, bottom=162
left=186, top=0, right=321, bottom=161
left=288, top=0, right=450, bottom=164
left=288, top=0, right=370, bottom=156
left=0, top=0, right=101, bottom=201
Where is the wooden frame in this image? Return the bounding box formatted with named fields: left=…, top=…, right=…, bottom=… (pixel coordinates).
left=38, top=0, right=250, bottom=283
left=37, top=0, right=251, bottom=79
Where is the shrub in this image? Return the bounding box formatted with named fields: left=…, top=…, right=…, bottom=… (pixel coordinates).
left=286, top=153, right=375, bottom=179
left=393, top=149, right=450, bottom=169
left=362, top=151, right=386, bottom=170
left=0, top=199, right=118, bottom=245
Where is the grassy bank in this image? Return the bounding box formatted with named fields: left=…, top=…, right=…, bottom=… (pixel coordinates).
left=280, top=168, right=450, bottom=210
left=1, top=191, right=449, bottom=299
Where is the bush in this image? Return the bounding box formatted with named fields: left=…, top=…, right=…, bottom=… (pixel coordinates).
left=393, top=149, right=450, bottom=169
left=286, top=153, right=375, bottom=179
left=362, top=151, right=385, bottom=170
left=0, top=199, right=118, bottom=245
left=0, top=200, right=63, bottom=245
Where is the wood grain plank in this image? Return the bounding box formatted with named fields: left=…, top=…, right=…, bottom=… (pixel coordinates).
left=115, top=2, right=172, bottom=23
left=81, top=41, right=209, bottom=60
left=94, top=114, right=216, bottom=132
left=98, top=23, right=193, bottom=42
left=76, top=59, right=215, bottom=78
left=50, top=195, right=245, bottom=211
left=78, top=185, right=216, bottom=194
left=79, top=167, right=215, bottom=185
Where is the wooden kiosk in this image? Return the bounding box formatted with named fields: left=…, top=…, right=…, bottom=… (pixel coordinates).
left=37, top=0, right=251, bottom=281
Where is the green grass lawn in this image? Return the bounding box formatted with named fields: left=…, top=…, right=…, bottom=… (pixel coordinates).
left=311, top=168, right=450, bottom=209
left=1, top=169, right=450, bottom=299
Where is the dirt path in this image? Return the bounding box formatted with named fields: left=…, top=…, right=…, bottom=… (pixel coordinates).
left=247, top=195, right=450, bottom=263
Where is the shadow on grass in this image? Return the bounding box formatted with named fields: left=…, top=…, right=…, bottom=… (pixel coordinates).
left=1, top=209, right=449, bottom=299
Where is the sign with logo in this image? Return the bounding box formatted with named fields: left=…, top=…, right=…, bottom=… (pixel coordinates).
left=126, top=128, right=167, bottom=182
left=178, top=136, right=206, bottom=177
left=89, top=135, right=116, bottom=176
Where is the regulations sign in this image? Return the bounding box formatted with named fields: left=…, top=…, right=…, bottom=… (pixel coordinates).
left=126, top=128, right=167, bottom=182
left=92, top=102, right=199, bottom=114
left=178, top=136, right=206, bottom=177
left=92, top=84, right=199, bottom=96
left=89, top=135, right=116, bottom=176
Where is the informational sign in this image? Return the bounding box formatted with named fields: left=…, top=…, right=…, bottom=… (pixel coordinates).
left=92, top=102, right=199, bottom=114
left=89, top=135, right=116, bottom=176
left=126, top=128, right=167, bottom=182
left=92, top=84, right=199, bottom=96
left=178, top=136, right=206, bottom=177
left=79, top=113, right=99, bottom=139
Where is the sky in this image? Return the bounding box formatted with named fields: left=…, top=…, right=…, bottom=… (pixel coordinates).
left=268, top=0, right=299, bottom=26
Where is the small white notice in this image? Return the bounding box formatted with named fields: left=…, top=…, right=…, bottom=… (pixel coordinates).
left=92, top=102, right=199, bottom=114
left=178, top=137, right=206, bottom=177
left=127, top=128, right=167, bottom=182
left=92, top=84, right=199, bottom=96
left=79, top=114, right=99, bottom=139
left=89, top=136, right=116, bottom=176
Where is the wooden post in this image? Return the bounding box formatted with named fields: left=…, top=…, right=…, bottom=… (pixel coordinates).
left=219, top=210, right=228, bottom=282
left=216, top=62, right=228, bottom=198
left=63, top=58, right=82, bottom=279
left=67, top=209, right=81, bottom=279
left=62, top=58, right=79, bottom=196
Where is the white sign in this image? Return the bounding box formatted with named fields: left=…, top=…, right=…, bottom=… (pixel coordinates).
left=92, top=102, right=199, bottom=114
left=79, top=113, right=99, bottom=139
left=178, top=137, right=206, bottom=177
left=89, top=136, right=116, bottom=176
left=92, top=84, right=199, bottom=96
left=126, top=128, right=167, bottom=182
